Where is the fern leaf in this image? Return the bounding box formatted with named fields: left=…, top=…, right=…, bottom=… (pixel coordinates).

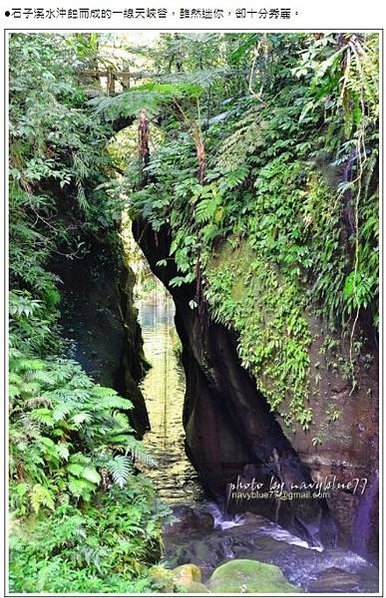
left=30, top=408, right=54, bottom=427
left=97, top=394, right=133, bottom=411
left=81, top=467, right=101, bottom=485
left=30, top=483, right=55, bottom=513
left=108, top=455, right=133, bottom=488
left=66, top=463, right=84, bottom=477
left=68, top=475, right=95, bottom=499
left=124, top=437, right=157, bottom=468
left=71, top=411, right=92, bottom=426
left=57, top=442, right=70, bottom=461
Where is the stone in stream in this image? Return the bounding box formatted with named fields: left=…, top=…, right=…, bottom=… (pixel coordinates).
left=149, top=564, right=207, bottom=593
left=207, top=559, right=299, bottom=593
left=163, top=514, right=300, bottom=580
left=163, top=505, right=215, bottom=535
left=184, top=581, right=211, bottom=593
left=308, top=567, right=362, bottom=593
left=148, top=566, right=175, bottom=593
left=163, top=512, right=379, bottom=592
left=171, top=563, right=202, bottom=585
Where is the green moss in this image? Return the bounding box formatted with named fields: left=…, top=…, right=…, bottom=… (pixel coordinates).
left=204, top=165, right=371, bottom=429
left=206, top=238, right=312, bottom=428
left=207, top=559, right=299, bottom=593
left=171, top=563, right=202, bottom=585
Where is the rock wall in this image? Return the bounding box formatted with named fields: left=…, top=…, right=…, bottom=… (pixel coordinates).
left=283, top=315, right=378, bottom=554
left=133, top=217, right=378, bottom=557
left=132, top=218, right=335, bottom=547
left=51, top=231, right=150, bottom=436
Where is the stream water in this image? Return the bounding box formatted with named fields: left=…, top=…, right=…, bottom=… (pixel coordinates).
left=352, top=471, right=379, bottom=559
left=137, top=286, right=379, bottom=594
left=137, top=286, right=204, bottom=505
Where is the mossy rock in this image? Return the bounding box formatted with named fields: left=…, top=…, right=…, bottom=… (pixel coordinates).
left=208, top=559, right=299, bottom=593
left=148, top=565, right=175, bottom=593
left=171, top=563, right=202, bottom=587
left=185, top=581, right=211, bottom=593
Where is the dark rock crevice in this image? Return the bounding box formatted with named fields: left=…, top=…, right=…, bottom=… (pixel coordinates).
left=51, top=230, right=150, bottom=436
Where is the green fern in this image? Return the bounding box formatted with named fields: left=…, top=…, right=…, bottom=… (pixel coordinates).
left=9, top=351, right=155, bottom=516
left=30, top=484, right=55, bottom=514
left=93, top=389, right=133, bottom=411
left=124, top=436, right=157, bottom=469
left=89, top=81, right=202, bottom=121
left=108, top=455, right=133, bottom=488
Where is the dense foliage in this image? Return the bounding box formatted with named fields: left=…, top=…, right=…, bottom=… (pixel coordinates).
left=102, top=32, right=379, bottom=428
left=10, top=486, right=165, bottom=593
left=8, top=31, right=379, bottom=592
left=9, top=33, right=168, bottom=593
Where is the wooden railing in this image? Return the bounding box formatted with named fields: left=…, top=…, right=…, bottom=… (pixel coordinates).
left=79, top=69, right=152, bottom=95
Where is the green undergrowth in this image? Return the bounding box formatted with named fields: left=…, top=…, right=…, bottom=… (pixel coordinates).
left=8, top=33, right=172, bottom=593
left=9, top=486, right=167, bottom=593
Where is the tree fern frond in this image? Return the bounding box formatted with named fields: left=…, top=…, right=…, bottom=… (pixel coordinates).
left=30, top=408, right=54, bottom=427
left=89, top=81, right=202, bottom=121
left=124, top=437, right=157, bottom=468
left=93, top=389, right=133, bottom=411
left=30, top=483, right=55, bottom=513
left=107, top=455, right=133, bottom=488
left=71, top=411, right=93, bottom=426
left=109, top=411, right=132, bottom=431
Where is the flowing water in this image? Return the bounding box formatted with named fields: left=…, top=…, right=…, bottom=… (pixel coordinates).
left=352, top=471, right=379, bottom=559
left=136, top=284, right=379, bottom=593
left=138, top=285, right=204, bottom=504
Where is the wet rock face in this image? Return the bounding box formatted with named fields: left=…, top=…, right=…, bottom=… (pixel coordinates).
left=132, top=218, right=378, bottom=555
left=51, top=233, right=149, bottom=435
left=164, top=506, right=214, bottom=536
left=282, top=316, right=379, bottom=556
left=132, top=219, right=332, bottom=545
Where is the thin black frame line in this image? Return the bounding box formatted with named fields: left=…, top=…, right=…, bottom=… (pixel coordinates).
left=3, top=27, right=385, bottom=31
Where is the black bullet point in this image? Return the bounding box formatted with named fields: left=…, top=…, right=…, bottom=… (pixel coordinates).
left=5, top=10, right=10, bottom=16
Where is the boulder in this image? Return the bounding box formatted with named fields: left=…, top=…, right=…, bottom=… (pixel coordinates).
left=185, top=581, right=211, bottom=593
left=207, top=559, right=299, bottom=594
left=164, top=505, right=214, bottom=535
left=308, top=567, right=361, bottom=593
left=171, top=563, right=202, bottom=586
left=148, top=566, right=175, bottom=593
left=150, top=564, right=205, bottom=593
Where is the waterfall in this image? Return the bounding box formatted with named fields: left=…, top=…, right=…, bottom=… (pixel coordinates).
left=352, top=471, right=378, bottom=558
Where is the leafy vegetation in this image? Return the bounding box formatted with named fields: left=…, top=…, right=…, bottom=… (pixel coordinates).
left=10, top=486, right=167, bottom=593
left=8, top=31, right=379, bottom=592
left=9, top=348, right=156, bottom=516
left=8, top=33, right=170, bottom=593
left=110, top=32, right=378, bottom=427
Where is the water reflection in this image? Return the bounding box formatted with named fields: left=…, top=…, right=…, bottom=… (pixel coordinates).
left=137, top=285, right=203, bottom=504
